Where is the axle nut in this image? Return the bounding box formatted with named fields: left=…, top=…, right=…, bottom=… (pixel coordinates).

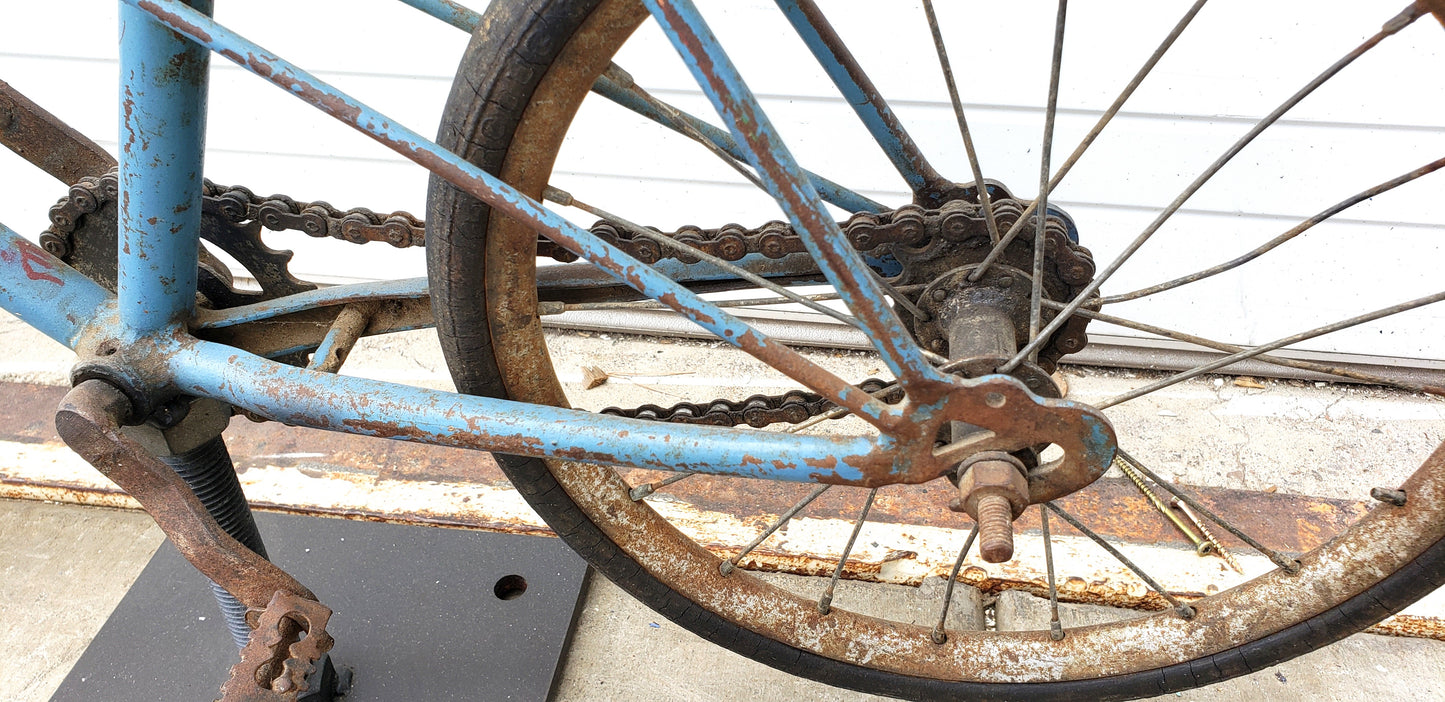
left=953, top=452, right=1029, bottom=563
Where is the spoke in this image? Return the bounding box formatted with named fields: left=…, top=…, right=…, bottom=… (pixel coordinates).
left=720, top=484, right=832, bottom=575
left=1096, top=289, right=1445, bottom=408
left=1040, top=504, right=1064, bottom=640
left=1101, top=155, right=1445, bottom=304
left=920, top=0, right=1000, bottom=242
left=819, top=487, right=877, bottom=614
left=775, top=0, right=947, bottom=197
left=647, top=0, right=947, bottom=389
left=872, top=271, right=932, bottom=322
left=1043, top=300, right=1445, bottom=395
left=629, top=471, right=698, bottom=501
left=1030, top=0, right=1068, bottom=362
left=1003, top=3, right=1425, bottom=372
left=1118, top=449, right=1300, bottom=573
left=929, top=523, right=979, bottom=644
left=970, top=0, right=1210, bottom=282
left=1045, top=503, right=1195, bottom=619
left=592, top=67, right=885, bottom=214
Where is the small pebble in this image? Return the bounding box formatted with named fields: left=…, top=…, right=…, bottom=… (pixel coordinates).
left=1213, top=378, right=1224, bottom=388
left=1315, top=381, right=1327, bottom=388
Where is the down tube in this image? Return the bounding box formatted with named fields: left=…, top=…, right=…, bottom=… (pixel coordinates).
left=166, top=339, right=893, bottom=483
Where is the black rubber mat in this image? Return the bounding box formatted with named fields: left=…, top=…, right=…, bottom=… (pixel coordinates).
left=52, top=511, right=588, bottom=701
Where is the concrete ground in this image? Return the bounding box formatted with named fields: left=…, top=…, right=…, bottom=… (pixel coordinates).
left=2, top=309, right=1444, bottom=700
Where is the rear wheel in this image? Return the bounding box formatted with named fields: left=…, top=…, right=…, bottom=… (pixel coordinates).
left=427, top=1, right=1445, bottom=698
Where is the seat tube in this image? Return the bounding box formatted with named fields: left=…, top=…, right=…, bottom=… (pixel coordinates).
left=117, top=0, right=212, bottom=334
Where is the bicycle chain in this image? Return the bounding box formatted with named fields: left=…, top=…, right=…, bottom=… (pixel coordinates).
left=42, top=173, right=1089, bottom=276
left=39, top=171, right=428, bottom=260
left=40, top=173, right=1092, bottom=428
left=597, top=378, right=902, bottom=428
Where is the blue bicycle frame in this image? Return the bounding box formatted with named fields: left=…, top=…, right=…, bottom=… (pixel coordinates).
left=0, top=0, right=1114, bottom=491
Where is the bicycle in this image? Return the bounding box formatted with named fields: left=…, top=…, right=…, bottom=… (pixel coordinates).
left=1, top=0, right=1443, bottom=699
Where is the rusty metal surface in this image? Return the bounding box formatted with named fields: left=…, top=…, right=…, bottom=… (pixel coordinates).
left=0, top=80, right=115, bottom=184
left=308, top=301, right=380, bottom=373
left=219, top=591, right=333, bottom=702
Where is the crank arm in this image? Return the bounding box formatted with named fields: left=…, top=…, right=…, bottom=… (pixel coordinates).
left=54, top=379, right=314, bottom=609
left=56, top=379, right=335, bottom=700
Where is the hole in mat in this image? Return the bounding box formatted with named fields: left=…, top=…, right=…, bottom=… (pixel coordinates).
left=494, top=574, right=528, bottom=600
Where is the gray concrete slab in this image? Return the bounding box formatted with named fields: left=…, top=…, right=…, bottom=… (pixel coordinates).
left=0, top=499, right=162, bottom=702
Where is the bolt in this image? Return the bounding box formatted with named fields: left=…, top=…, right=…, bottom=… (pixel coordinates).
left=1371, top=487, right=1407, bottom=506
left=951, top=453, right=1029, bottom=564
left=975, top=494, right=1016, bottom=562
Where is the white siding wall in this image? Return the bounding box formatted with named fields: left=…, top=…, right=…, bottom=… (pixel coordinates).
left=2, top=1, right=1442, bottom=359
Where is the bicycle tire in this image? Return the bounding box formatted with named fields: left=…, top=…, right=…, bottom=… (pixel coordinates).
left=425, top=1, right=1445, bottom=698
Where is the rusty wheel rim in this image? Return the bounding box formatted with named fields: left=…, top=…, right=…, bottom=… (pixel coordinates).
left=468, top=0, right=1445, bottom=683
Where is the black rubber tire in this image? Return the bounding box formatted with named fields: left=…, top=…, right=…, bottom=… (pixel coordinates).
left=425, top=2, right=1445, bottom=699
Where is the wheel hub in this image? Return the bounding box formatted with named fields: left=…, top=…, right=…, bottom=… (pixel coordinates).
left=898, top=186, right=1102, bottom=560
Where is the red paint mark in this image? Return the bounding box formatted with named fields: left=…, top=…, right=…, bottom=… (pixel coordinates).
left=13, top=240, right=62, bottom=285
